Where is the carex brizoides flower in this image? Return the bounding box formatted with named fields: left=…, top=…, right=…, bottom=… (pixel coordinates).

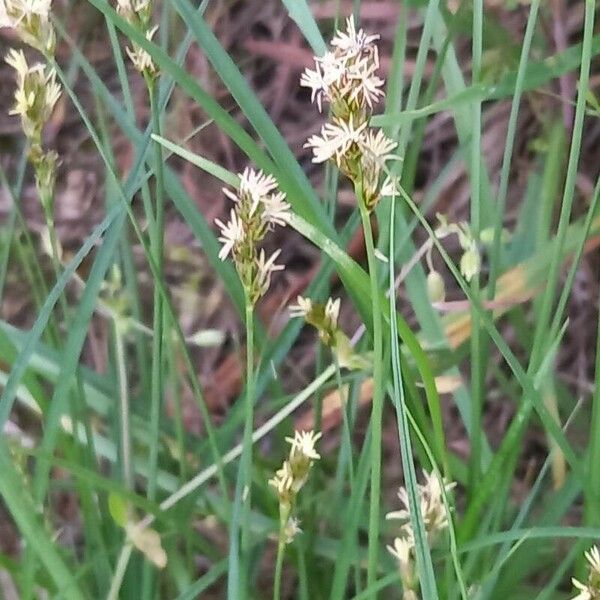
left=217, top=168, right=290, bottom=306
left=116, top=0, right=158, bottom=78
left=386, top=470, right=456, bottom=598
left=269, top=429, right=321, bottom=513
left=571, top=546, right=600, bottom=600
left=301, top=15, right=400, bottom=212
left=6, top=48, right=61, bottom=210
left=0, top=0, right=55, bottom=55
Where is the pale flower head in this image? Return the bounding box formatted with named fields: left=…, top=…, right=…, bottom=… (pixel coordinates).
left=255, top=248, right=284, bottom=299
left=358, top=128, right=398, bottom=164
left=261, top=191, right=291, bottom=227
left=324, top=297, right=340, bottom=330
left=300, top=15, right=384, bottom=116
left=285, top=429, right=322, bottom=461
left=289, top=295, right=312, bottom=319
left=305, top=116, right=367, bottom=165
left=268, top=460, right=294, bottom=498
left=330, top=15, right=380, bottom=56
left=283, top=517, right=302, bottom=544
left=571, top=578, right=593, bottom=600
left=387, top=536, right=411, bottom=565
left=215, top=209, right=244, bottom=261
left=126, top=25, right=158, bottom=75
left=571, top=546, right=600, bottom=600
left=386, top=470, right=456, bottom=543
left=6, top=48, right=61, bottom=141
left=586, top=547, right=600, bottom=574
left=1, top=0, right=55, bottom=53
left=239, top=166, right=278, bottom=201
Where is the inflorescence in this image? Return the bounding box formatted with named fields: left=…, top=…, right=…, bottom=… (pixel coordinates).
left=301, top=15, right=399, bottom=213
left=386, top=470, right=456, bottom=597
left=217, top=168, right=290, bottom=306
left=269, top=430, right=321, bottom=544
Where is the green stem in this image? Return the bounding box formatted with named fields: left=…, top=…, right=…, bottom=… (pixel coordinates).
left=241, top=300, right=255, bottom=558
left=107, top=543, right=134, bottom=600
left=143, top=76, right=166, bottom=599
left=273, top=505, right=290, bottom=600
left=227, top=299, right=255, bottom=599
left=114, top=320, right=133, bottom=489
left=147, top=77, right=166, bottom=502
left=357, top=182, right=384, bottom=594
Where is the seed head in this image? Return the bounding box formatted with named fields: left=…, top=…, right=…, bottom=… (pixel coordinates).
left=1, top=0, right=55, bottom=54
left=217, top=168, right=289, bottom=305
left=6, top=49, right=61, bottom=144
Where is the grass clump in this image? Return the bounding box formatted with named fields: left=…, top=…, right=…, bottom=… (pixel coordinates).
left=0, top=1, right=599, bottom=599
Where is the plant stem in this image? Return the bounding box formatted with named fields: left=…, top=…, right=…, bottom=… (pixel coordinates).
left=143, top=76, right=166, bottom=599
left=357, top=182, right=385, bottom=594
left=273, top=505, right=290, bottom=600
left=227, top=298, right=255, bottom=599
left=241, top=300, right=255, bottom=558
left=114, top=320, right=133, bottom=489
left=107, top=543, right=134, bottom=600
left=147, top=77, right=166, bottom=502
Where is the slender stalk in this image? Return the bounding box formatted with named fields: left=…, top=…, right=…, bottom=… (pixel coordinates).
left=273, top=505, right=290, bottom=600
left=114, top=320, right=133, bottom=489
left=241, top=301, right=255, bottom=557
left=469, top=0, right=484, bottom=497
left=228, top=299, right=255, bottom=599
left=357, top=181, right=385, bottom=593
left=143, top=76, right=166, bottom=599
left=107, top=543, right=134, bottom=600
left=334, top=357, right=354, bottom=489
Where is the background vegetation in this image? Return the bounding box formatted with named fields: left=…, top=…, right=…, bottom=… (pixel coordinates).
left=0, top=0, right=599, bottom=598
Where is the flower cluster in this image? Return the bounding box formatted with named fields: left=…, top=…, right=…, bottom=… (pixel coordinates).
left=6, top=46, right=61, bottom=210
left=217, top=168, right=290, bottom=306
left=301, top=16, right=399, bottom=212
left=571, top=546, right=600, bottom=600
left=6, top=49, right=60, bottom=145
left=116, top=0, right=157, bottom=77
left=386, top=470, right=455, bottom=597
left=269, top=430, right=321, bottom=510
left=289, top=295, right=369, bottom=370
left=434, top=214, right=481, bottom=284
left=0, top=0, right=55, bottom=55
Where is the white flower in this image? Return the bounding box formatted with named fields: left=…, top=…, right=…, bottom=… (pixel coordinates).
left=268, top=461, right=294, bottom=496
left=380, top=175, right=399, bottom=198
left=586, top=547, right=600, bottom=574
left=289, top=295, right=312, bottom=318
left=386, top=470, right=456, bottom=538
left=571, top=578, right=593, bottom=600
left=387, top=536, right=411, bottom=565
left=215, top=209, right=244, bottom=261
left=347, top=57, right=385, bottom=108
left=126, top=25, right=158, bottom=74
left=285, top=430, right=322, bottom=461
left=239, top=167, right=278, bottom=207
left=116, top=0, right=150, bottom=17
left=283, top=517, right=302, bottom=544
left=0, top=0, right=52, bottom=27
left=255, top=248, right=284, bottom=296
left=6, top=49, right=61, bottom=139
left=330, top=15, right=380, bottom=57
left=262, top=191, right=290, bottom=227
left=359, top=128, right=398, bottom=164
left=300, top=52, right=346, bottom=112
left=305, top=117, right=367, bottom=164
left=325, top=297, right=340, bottom=329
